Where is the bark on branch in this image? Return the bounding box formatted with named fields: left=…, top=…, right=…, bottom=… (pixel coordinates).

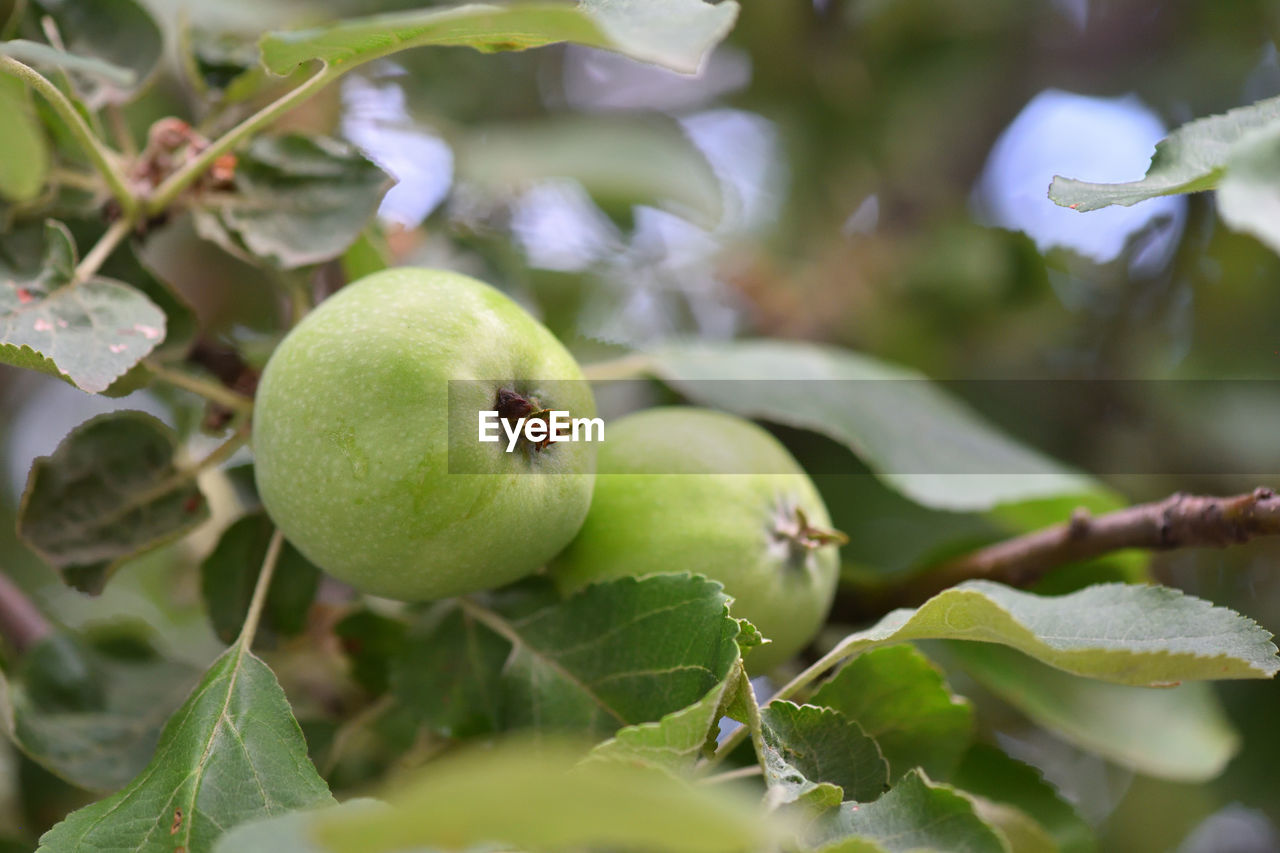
left=841, top=487, right=1280, bottom=616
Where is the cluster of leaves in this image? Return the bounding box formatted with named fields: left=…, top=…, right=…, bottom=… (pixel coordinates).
left=0, top=1, right=1278, bottom=852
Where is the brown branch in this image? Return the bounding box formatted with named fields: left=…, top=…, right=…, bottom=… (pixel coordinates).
left=838, top=487, right=1280, bottom=616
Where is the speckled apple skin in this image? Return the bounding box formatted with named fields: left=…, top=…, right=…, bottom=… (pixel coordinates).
left=550, top=407, right=839, bottom=673
left=253, top=268, right=596, bottom=601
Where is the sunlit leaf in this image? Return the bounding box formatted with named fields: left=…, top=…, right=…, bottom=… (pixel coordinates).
left=0, top=221, right=166, bottom=393
left=1048, top=94, right=1280, bottom=211
left=642, top=340, right=1111, bottom=511
left=946, top=642, right=1240, bottom=781
left=818, top=580, right=1277, bottom=686
left=810, top=645, right=974, bottom=781
left=260, top=0, right=739, bottom=78
left=37, top=644, right=333, bottom=852
left=17, top=411, right=208, bottom=594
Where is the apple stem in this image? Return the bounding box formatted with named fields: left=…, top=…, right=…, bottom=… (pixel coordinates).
left=774, top=506, right=849, bottom=553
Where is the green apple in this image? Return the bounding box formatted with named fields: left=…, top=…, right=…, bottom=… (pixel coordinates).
left=252, top=268, right=596, bottom=601
left=550, top=407, right=843, bottom=672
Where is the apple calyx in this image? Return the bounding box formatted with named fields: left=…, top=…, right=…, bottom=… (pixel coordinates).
left=773, top=505, right=848, bottom=563
left=494, top=387, right=555, bottom=452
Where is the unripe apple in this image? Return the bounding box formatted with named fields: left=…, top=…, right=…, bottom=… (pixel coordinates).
left=252, top=268, right=595, bottom=601
left=550, top=407, right=843, bottom=672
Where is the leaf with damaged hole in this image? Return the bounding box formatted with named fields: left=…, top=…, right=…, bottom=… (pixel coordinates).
left=0, top=220, right=166, bottom=393
left=810, top=645, right=973, bottom=781
left=587, top=664, right=743, bottom=775
left=200, top=512, right=321, bottom=645
left=191, top=134, right=392, bottom=269
left=0, top=633, right=201, bottom=793
left=812, top=770, right=1006, bottom=853
left=760, top=701, right=889, bottom=810
left=17, top=411, right=208, bottom=594
left=259, top=0, right=738, bottom=78
left=36, top=643, right=333, bottom=852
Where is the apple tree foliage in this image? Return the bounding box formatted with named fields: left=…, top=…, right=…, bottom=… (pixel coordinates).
left=0, top=1, right=1278, bottom=852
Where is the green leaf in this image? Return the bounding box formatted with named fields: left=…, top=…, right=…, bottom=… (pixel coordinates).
left=946, top=642, right=1239, bottom=781
left=1216, top=124, right=1280, bottom=255
left=17, top=411, right=208, bottom=594
left=588, top=665, right=742, bottom=774
left=953, top=744, right=1096, bottom=853
left=0, top=38, right=136, bottom=88
left=0, top=634, right=200, bottom=793
left=819, top=580, right=1277, bottom=686
left=643, top=340, right=1110, bottom=511
left=812, top=770, right=1006, bottom=853
left=1048, top=94, right=1280, bottom=211
left=964, top=796, right=1058, bottom=853
left=200, top=513, right=321, bottom=645
left=314, top=737, right=786, bottom=853
left=37, top=644, right=333, bottom=852
left=0, top=74, right=49, bottom=202
left=458, top=115, right=723, bottom=227
left=389, top=599, right=510, bottom=738
left=760, top=701, right=889, bottom=809
left=0, top=221, right=167, bottom=393
left=183, top=27, right=265, bottom=103
left=29, top=0, right=163, bottom=104
left=810, top=645, right=974, bottom=781
left=334, top=608, right=407, bottom=696
left=191, top=134, right=391, bottom=269
left=338, top=227, right=391, bottom=283
left=260, top=0, right=739, bottom=78
left=394, top=574, right=743, bottom=741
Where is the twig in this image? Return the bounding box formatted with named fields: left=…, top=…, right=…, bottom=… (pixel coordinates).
left=0, top=571, right=52, bottom=654
left=146, top=360, right=255, bottom=413
left=0, top=56, right=137, bottom=218
left=144, top=63, right=337, bottom=216
left=237, top=529, right=285, bottom=652
left=74, top=216, right=134, bottom=282
left=850, top=487, right=1280, bottom=614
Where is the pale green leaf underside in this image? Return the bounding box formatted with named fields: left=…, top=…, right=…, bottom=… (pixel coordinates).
left=760, top=701, right=889, bottom=807
left=1216, top=124, right=1280, bottom=255
left=0, top=39, right=137, bottom=87
left=1048, top=93, right=1280, bottom=211
left=643, top=340, right=1110, bottom=512
left=826, top=580, right=1278, bottom=686
left=0, top=75, right=49, bottom=202
left=260, top=0, right=739, bottom=78
left=38, top=646, right=332, bottom=853
left=947, top=642, right=1239, bottom=781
